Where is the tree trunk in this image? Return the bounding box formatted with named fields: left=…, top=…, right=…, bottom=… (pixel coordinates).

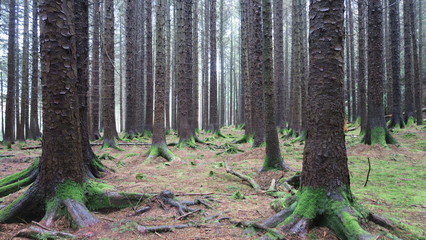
left=90, top=0, right=101, bottom=140
left=136, top=0, right=146, bottom=133
left=15, top=9, right=23, bottom=142
left=273, top=0, right=285, bottom=129
left=202, top=0, right=209, bottom=130
left=28, top=0, right=41, bottom=140
left=349, top=0, right=357, bottom=122
left=125, top=0, right=138, bottom=137
left=102, top=0, right=118, bottom=147
left=4, top=0, right=16, bottom=145
left=410, top=0, right=423, bottom=125
left=192, top=0, right=199, bottom=130
left=362, top=0, right=395, bottom=146
left=240, top=0, right=252, bottom=136
left=20, top=0, right=30, bottom=140
left=388, top=0, right=404, bottom=129
left=358, top=0, right=367, bottom=132
left=219, top=0, right=225, bottom=127
left=165, top=0, right=171, bottom=130
left=403, top=0, right=415, bottom=123
left=145, top=0, right=154, bottom=132
left=209, top=0, right=219, bottom=132
left=261, top=0, right=287, bottom=171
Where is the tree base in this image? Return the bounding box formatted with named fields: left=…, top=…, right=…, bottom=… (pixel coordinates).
left=361, top=127, right=397, bottom=147
left=145, top=144, right=179, bottom=163
left=233, top=134, right=254, bottom=144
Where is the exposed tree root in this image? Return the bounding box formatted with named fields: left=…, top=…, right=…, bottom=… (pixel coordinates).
left=224, top=160, right=261, bottom=191
left=0, top=154, right=15, bottom=158
left=128, top=206, right=152, bottom=217
left=145, top=144, right=179, bottom=163
left=15, top=226, right=78, bottom=239
left=0, top=158, right=39, bottom=197
left=177, top=136, right=198, bottom=149
left=213, top=131, right=228, bottom=138
left=158, top=190, right=208, bottom=216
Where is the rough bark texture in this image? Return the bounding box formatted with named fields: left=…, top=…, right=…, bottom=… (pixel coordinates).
left=202, top=0, right=209, bottom=130
left=4, top=0, right=16, bottom=145
left=403, top=0, right=415, bottom=122
left=358, top=0, right=367, bottom=132
left=261, top=0, right=286, bottom=171
left=219, top=0, right=225, bottom=127
left=145, top=0, right=154, bottom=132
left=177, top=0, right=195, bottom=144
left=349, top=0, right=356, bottom=122
left=249, top=0, right=265, bottom=147
left=136, top=0, right=146, bottom=133
left=388, top=0, right=405, bottom=129
left=20, top=0, right=30, bottom=140
left=241, top=0, right=252, bottom=136
left=362, top=0, right=395, bottom=146
left=125, top=0, right=138, bottom=137
left=192, top=0, right=199, bottom=130
left=273, top=0, right=285, bottom=129
left=28, top=0, right=41, bottom=140
left=209, top=0, right=219, bottom=132
left=102, top=0, right=118, bottom=147
left=90, top=0, right=101, bottom=140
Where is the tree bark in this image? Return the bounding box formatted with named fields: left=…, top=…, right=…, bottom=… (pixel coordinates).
left=273, top=0, right=285, bottom=129
left=4, top=0, right=16, bottom=145
left=145, top=0, right=154, bottom=132
left=209, top=0, right=219, bottom=132
left=358, top=0, right=367, bottom=132
left=404, top=0, right=415, bottom=123
left=102, top=0, right=118, bottom=147
left=192, top=0, right=199, bottom=130
left=90, top=0, right=101, bottom=140
left=410, top=0, right=423, bottom=125
left=20, top=0, right=30, bottom=140
left=202, top=0, right=209, bottom=130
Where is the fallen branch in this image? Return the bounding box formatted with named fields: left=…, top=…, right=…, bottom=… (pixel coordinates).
left=224, top=160, right=261, bottom=191
left=128, top=206, right=152, bottom=217
left=20, top=146, right=42, bottom=150
left=91, top=142, right=151, bottom=146
left=175, top=192, right=214, bottom=196
left=176, top=209, right=202, bottom=220
left=364, top=157, right=371, bottom=187
left=0, top=154, right=15, bottom=158
left=15, top=226, right=77, bottom=239
left=137, top=224, right=199, bottom=233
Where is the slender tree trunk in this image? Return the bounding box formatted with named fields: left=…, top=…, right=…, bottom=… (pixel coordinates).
left=192, top=0, right=199, bottom=130
left=299, top=0, right=307, bottom=134
left=404, top=0, right=415, bottom=123
left=362, top=0, right=395, bottom=146
left=273, top=0, right=285, bottom=129
left=289, top=0, right=301, bottom=135
left=165, top=0, right=171, bottom=130
left=219, top=0, right=225, bottom=127
left=262, top=0, right=287, bottom=171
left=15, top=10, right=23, bottom=142
left=202, top=0, right=209, bottom=130
left=345, top=0, right=352, bottom=122
left=349, top=0, right=356, bottom=122
left=209, top=0, right=219, bottom=132
left=240, top=0, right=252, bottom=135
left=119, top=14, right=124, bottom=133
left=136, top=0, right=146, bottom=133
left=20, top=0, right=30, bottom=140
left=410, top=0, right=423, bottom=125
left=384, top=0, right=393, bottom=115
left=28, top=0, right=41, bottom=139
left=283, top=6, right=290, bottom=125
left=4, top=0, right=16, bottom=145
left=420, top=0, right=425, bottom=112
left=125, top=0, right=137, bottom=137
left=358, top=0, right=367, bottom=132
left=388, top=0, right=404, bottom=129
left=145, top=0, right=154, bottom=132
left=102, top=0, right=118, bottom=147
left=90, top=0, right=101, bottom=140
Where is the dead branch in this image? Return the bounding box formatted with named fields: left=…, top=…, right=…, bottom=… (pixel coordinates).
left=223, top=160, right=261, bottom=191
left=137, top=224, right=199, bottom=233
left=128, top=206, right=152, bottom=217
left=15, top=226, right=77, bottom=239
left=175, top=209, right=202, bottom=220
left=175, top=192, right=214, bottom=196
left=0, top=154, right=15, bottom=158
left=364, top=157, right=371, bottom=187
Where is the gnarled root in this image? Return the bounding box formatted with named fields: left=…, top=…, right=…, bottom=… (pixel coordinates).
left=233, top=134, right=254, bottom=144
left=145, top=144, right=179, bottom=163
left=177, top=136, right=198, bottom=149
left=158, top=190, right=210, bottom=217
left=15, top=226, right=78, bottom=239
left=137, top=223, right=200, bottom=233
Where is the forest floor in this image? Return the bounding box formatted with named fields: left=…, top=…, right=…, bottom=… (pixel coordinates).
left=0, top=123, right=425, bottom=240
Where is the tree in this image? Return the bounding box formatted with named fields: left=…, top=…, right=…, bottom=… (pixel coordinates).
left=362, top=0, right=395, bottom=146
left=273, top=0, right=285, bottom=129
left=102, top=0, right=119, bottom=147
left=20, top=0, right=30, bottom=140
left=125, top=0, right=138, bottom=137
left=28, top=0, right=41, bottom=140
left=209, top=0, right=219, bottom=133
left=388, top=0, right=405, bottom=129
left=177, top=0, right=200, bottom=147
left=249, top=0, right=265, bottom=147
left=4, top=0, right=16, bottom=147
left=358, top=0, right=367, bottom=133
left=90, top=0, right=101, bottom=140
left=410, top=0, right=423, bottom=125
left=0, top=0, right=146, bottom=225
left=261, top=0, right=288, bottom=171
left=271, top=1, right=375, bottom=238
left=192, top=0, right=199, bottom=130
left=403, top=0, right=415, bottom=124
left=146, top=0, right=179, bottom=162
left=145, top=0, right=154, bottom=133
left=201, top=0, right=209, bottom=130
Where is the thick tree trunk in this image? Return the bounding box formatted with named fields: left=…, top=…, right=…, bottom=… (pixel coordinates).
left=102, top=0, right=118, bottom=147
left=410, top=0, right=423, bottom=125
left=241, top=0, right=252, bottom=136
left=202, top=0, right=209, bottom=130
left=4, top=0, right=16, bottom=145
left=349, top=0, right=356, bottom=122
left=388, top=0, right=404, bottom=129
left=219, top=0, right=225, bottom=127
left=136, top=0, right=146, bottom=133
left=90, top=0, right=101, bottom=140
left=192, top=0, right=199, bottom=130
left=165, top=0, right=171, bottom=130
left=145, top=0, right=154, bottom=132
left=273, top=0, right=285, bottom=129
left=15, top=11, right=23, bottom=142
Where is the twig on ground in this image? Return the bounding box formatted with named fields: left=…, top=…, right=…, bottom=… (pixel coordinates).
left=223, top=160, right=261, bottom=191
left=364, top=157, right=371, bottom=187
left=176, top=209, right=202, bottom=220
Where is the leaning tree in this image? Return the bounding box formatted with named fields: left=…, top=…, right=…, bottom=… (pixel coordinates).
left=0, top=0, right=147, bottom=227
left=257, top=1, right=389, bottom=238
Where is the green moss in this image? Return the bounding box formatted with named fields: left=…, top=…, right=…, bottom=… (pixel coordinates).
left=0, top=193, right=26, bottom=222
left=270, top=198, right=287, bottom=212
left=0, top=158, right=38, bottom=187
left=125, top=153, right=138, bottom=158
left=370, top=127, right=387, bottom=146
left=83, top=180, right=117, bottom=210
left=0, top=177, right=33, bottom=197
left=401, top=133, right=417, bottom=139
left=292, top=188, right=326, bottom=220
left=146, top=146, right=159, bottom=157
left=406, top=116, right=415, bottom=127
left=415, top=140, right=426, bottom=151
left=177, top=136, right=197, bottom=149
left=56, top=180, right=84, bottom=203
